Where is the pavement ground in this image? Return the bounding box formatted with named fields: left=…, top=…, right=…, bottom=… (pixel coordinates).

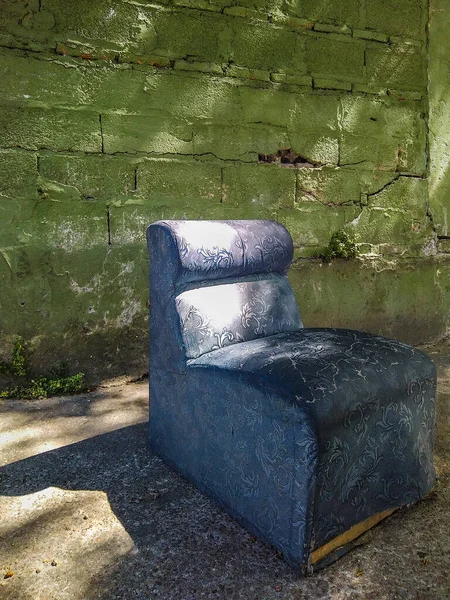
left=0, top=344, right=449, bottom=600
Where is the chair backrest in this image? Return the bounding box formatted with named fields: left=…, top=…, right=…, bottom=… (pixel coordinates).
left=147, top=220, right=302, bottom=370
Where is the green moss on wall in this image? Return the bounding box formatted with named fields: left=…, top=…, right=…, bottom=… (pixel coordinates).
left=0, top=0, right=448, bottom=379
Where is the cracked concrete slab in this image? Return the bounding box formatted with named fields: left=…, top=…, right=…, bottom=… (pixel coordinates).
left=0, top=344, right=449, bottom=600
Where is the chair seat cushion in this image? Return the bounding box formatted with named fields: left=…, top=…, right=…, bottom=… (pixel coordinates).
left=188, top=328, right=436, bottom=427
left=189, top=328, right=436, bottom=548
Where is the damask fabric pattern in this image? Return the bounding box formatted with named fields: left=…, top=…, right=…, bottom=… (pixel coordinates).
left=176, top=273, right=302, bottom=359
left=147, top=219, right=436, bottom=573
left=159, top=219, right=294, bottom=284
left=150, top=367, right=317, bottom=570
left=189, top=328, right=436, bottom=549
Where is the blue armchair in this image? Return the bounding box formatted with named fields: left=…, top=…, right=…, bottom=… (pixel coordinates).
left=147, top=219, right=436, bottom=573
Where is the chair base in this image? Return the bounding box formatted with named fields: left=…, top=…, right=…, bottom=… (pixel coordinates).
left=309, top=507, right=398, bottom=570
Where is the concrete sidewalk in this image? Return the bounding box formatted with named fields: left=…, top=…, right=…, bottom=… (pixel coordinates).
left=0, top=345, right=449, bottom=600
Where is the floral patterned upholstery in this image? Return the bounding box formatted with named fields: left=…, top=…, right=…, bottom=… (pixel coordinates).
left=147, top=219, right=436, bottom=574
left=162, top=219, right=294, bottom=284
left=176, top=273, right=302, bottom=359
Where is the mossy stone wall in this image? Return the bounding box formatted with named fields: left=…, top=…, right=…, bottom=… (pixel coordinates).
left=0, top=0, right=448, bottom=379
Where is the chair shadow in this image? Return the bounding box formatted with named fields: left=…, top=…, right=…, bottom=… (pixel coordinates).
left=1, top=415, right=449, bottom=599
left=0, top=423, right=303, bottom=600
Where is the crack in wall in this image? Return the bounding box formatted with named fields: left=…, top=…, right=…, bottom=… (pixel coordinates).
left=99, top=115, right=104, bottom=153
left=259, top=149, right=322, bottom=168
left=365, top=174, right=424, bottom=199
left=220, top=167, right=224, bottom=203
left=366, top=176, right=400, bottom=198
left=106, top=206, right=112, bottom=245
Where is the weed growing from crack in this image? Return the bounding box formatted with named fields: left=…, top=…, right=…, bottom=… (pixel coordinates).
left=321, top=230, right=358, bottom=263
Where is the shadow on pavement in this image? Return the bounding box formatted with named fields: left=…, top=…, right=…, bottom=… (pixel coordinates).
left=1, top=343, right=450, bottom=600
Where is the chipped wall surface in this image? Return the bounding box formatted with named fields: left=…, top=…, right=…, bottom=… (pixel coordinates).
left=0, top=0, right=449, bottom=379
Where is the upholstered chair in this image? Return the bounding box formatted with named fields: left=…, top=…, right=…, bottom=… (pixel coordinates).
left=147, top=219, right=436, bottom=574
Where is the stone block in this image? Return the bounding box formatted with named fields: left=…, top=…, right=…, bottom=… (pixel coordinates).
left=365, top=0, right=425, bottom=40
left=368, top=176, right=427, bottom=210
left=40, top=0, right=151, bottom=52
left=289, top=258, right=447, bottom=344
left=0, top=150, right=38, bottom=201
left=230, top=22, right=306, bottom=73
left=222, top=164, right=296, bottom=213
left=366, top=47, right=426, bottom=92
left=172, top=0, right=224, bottom=11
left=0, top=0, right=37, bottom=35
left=350, top=177, right=432, bottom=251
left=0, top=197, right=36, bottom=247
left=290, top=94, right=339, bottom=133
left=224, top=0, right=283, bottom=13
left=0, top=242, right=148, bottom=352
left=305, top=36, right=364, bottom=81
left=38, top=154, right=136, bottom=201
left=32, top=200, right=107, bottom=252
left=313, top=23, right=351, bottom=35
left=350, top=206, right=432, bottom=254
left=283, top=0, right=360, bottom=27
left=270, top=72, right=312, bottom=86
left=270, top=14, right=314, bottom=29
left=356, top=170, right=400, bottom=196
left=288, top=94, right=340, bottom=164
left=173, top=60, right=223, bottom=75
left=0, top=105, right=101, bottom=152
left=226, top=65, right=270, bottom=82
left=223, top=6, right=266, bottom=19
left=151, top=9, right=230, bottom=62
left=290, top=134, right=340, bottom=165
left=0, top=150, right=38, bottom=200
left=352, top=29, right=389, bottom=42
left=0, top=50, right=150, bottom=115
left=0, top=244, right=56, bottom=343
left=193, top=123, right=289, bottom=160
left=144, top=72, right=244, bottom=123
left=438, top=239, right=450, bottom=253
left=111, top=192, right=312, bottom=247
left=101, top=114, right=193, bottom=154
left=296, top=167, right=362, bottom=205
left=109, top=200, right=257, bottom=246
left=339, top=97, right=427, bottom=174
left=109, top=202, right=218, bottom=246
left=137, top=158, right=222, bottom=204
left=278, top=203, right=360, bottom=253
left=239, top=86, right=295, bottom=128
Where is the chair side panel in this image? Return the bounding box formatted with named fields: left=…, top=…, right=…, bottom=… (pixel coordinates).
left=149, top=367, right=317, bottom=570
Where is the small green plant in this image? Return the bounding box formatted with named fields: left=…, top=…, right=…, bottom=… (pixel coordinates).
left=321, top=230, right=358, bottom=263
left=0, top=337, right=87, bottom=400
left=0, top=337, right=28, bottom=377
left=0, top=373, right=86, bottom=400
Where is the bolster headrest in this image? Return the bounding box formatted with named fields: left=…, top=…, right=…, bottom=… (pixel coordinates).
left=149, top=220, right=294, bottom=285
